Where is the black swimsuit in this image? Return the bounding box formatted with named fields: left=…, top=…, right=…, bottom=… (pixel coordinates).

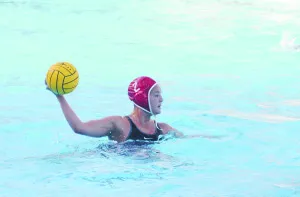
left=125, top=116, right=162, bottom=141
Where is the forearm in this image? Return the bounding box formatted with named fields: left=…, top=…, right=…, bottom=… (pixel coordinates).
left=182, top=134, right=225, bottom=139
left=56, top=95, right=83, bottom=132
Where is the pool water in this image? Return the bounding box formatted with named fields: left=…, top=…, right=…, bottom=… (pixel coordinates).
left=1, top=0, right=300, bottom=196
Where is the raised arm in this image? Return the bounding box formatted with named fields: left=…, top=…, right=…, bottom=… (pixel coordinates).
left=56, top=96, right=117, bottom=137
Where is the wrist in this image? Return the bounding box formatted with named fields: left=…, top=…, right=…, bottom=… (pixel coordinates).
left=56, top=95, right=64, bottom=100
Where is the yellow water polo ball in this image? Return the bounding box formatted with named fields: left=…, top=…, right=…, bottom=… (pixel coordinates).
left=46, top=62, right=79, bottom=95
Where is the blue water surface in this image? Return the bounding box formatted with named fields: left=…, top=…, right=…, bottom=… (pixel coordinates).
left=1, top=0, right=300, bottom=196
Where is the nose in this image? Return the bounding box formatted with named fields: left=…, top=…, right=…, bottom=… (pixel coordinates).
left=159, top=95, right=163, bottom=102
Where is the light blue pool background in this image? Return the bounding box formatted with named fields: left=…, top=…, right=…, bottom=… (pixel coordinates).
left=1, top=0, right=300, bottom=196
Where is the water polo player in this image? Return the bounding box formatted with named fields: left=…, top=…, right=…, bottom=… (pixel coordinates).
left=47, top=76, right=184, bottom=142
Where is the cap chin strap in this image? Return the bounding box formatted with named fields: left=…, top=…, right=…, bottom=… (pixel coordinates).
left=132, top=103, right=161, bottom=131
left=147, top=83, right=161, bottom=130
left=147, top=83, right=157, bottom=115
left=133, top=103, right=152, bottom=114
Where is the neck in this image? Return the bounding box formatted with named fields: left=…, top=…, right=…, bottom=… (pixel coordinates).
left=130, top=106, right=152, bottom=125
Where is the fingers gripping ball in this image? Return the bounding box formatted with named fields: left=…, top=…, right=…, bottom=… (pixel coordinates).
left=46, top=62, right=79, bottom=95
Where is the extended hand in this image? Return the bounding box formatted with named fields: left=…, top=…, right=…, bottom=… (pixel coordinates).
left=45, top=79, right=59, bottom=96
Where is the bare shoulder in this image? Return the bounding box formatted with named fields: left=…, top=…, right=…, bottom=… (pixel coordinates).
left=107, top=115, right=124, bottom=121
left=96, top=115, right=122, bottom=123
left=157, top=122, right=177, bottom=134
left=104, top=115, right=131, bottom=139
left=158, top=122, right=184, bottom=137
left=105, top=115, right=129, bottom=126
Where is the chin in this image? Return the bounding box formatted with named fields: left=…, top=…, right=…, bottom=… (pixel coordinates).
left=153, top=110, right=161, bottom=115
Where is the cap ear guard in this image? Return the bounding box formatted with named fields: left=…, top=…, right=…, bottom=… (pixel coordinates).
left=147, top=83, right=157, bottom=115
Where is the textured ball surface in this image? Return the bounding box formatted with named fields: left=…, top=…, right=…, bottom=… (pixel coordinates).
left=46, top=62, right=79, bottom=95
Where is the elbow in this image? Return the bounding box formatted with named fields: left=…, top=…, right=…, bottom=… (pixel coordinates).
left=72, top=123, right=85, bottom=135
left=73, top=128, right=83, bottom=135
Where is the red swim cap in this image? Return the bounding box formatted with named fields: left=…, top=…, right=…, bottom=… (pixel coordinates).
left=128, top=76, right=157, bottom=114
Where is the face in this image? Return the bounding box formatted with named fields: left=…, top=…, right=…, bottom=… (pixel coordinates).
left=149, top=85, right=163, bottom=115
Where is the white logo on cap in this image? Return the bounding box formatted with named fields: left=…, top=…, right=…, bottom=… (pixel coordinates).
left=133, top=81, right=140, bottom=93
